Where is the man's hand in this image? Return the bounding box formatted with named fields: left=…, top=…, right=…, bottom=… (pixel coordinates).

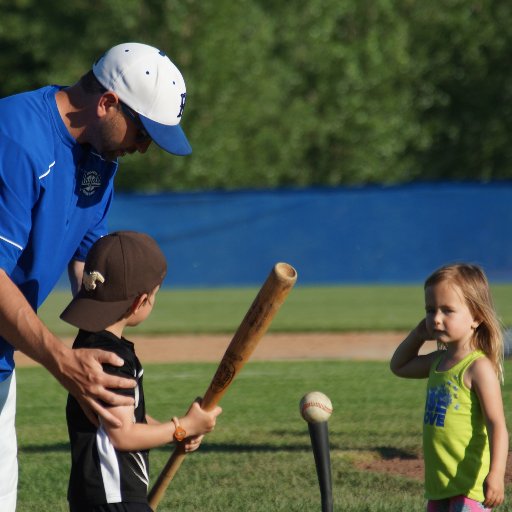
left=53, top=346, right=136, bottom=427
left=0, top=269, right=136, bottom=426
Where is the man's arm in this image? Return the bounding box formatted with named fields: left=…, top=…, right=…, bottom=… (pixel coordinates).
left=0, top=269, right=135, bottom=427
left=68, top=259, right=85, bottom=297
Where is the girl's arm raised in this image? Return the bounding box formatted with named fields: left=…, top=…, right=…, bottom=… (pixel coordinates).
left=390, top=319, right=440, bottom=378
left=469, top=357, right=508, bottom=509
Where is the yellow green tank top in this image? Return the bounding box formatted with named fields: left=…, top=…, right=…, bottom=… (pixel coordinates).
left=423, top=350, right=489, bottom=502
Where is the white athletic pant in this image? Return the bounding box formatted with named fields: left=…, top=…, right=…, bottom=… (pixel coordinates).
left=0, top=371, right=17, bottom=512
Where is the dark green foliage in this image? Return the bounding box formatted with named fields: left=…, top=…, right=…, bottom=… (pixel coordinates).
left=1, top=0, right=512, bottom=190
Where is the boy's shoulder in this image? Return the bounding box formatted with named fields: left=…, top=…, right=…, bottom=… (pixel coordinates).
left=72, top=330, right=137, bottom=360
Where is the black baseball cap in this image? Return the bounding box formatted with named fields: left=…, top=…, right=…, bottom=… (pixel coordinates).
left=60, top=231, right=167, bottom=332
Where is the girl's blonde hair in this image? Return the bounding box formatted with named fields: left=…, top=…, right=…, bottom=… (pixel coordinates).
left=425, top=263, right=504, bottom=382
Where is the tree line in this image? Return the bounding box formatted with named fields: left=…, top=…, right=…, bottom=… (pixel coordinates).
left=1, top=0, right=511, bottom=191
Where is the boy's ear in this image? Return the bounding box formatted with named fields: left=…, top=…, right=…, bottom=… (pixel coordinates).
left=131, top=293, right=148, bottom=313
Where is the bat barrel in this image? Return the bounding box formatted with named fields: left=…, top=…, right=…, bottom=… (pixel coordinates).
left=201, top=262, right=297, bottom=410
left=148, top=262, right=297, bottom=510
left=308, top=421, right=333, bottom=512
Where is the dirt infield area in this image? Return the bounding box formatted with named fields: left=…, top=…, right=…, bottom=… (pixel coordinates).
left=14, top=331, right=433, bottom=367
left=14, top=332, right=512, bottom=485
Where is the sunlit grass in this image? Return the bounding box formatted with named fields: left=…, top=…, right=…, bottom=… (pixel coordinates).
left=16, top=360, right=512, bottom=511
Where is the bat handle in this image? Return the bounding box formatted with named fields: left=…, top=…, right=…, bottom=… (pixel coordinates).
left=148, top=444, right=186, bottom=511
left=148, top=396, right=219, bottom=510
left=308, top=422, right=333, bottom=512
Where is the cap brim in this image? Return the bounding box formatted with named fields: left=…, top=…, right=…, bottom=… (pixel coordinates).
left=140, top=115, right=192, bottom=156
left=60, top=295, right=134, bottom=332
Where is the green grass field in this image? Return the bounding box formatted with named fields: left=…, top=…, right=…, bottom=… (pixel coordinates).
left=16, top=284, right=512, bottom=509
left=16, top=360, right=512, bottom=511
left=39, top=284, right=512, bottom=335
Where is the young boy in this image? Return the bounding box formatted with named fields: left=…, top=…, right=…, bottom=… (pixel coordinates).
left=60, top=231, right=222, bottom=512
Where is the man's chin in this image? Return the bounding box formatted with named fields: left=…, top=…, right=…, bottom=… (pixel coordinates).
left=101, top=150, right=121, bottom=162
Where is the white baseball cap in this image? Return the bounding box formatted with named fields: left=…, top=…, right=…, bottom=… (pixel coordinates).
left=93, top=42, right=191, bottom=156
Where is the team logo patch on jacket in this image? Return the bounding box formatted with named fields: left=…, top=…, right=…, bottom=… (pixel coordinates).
left=80, top=170, right=102, bottom=196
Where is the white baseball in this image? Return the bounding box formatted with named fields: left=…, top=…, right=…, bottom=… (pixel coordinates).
left=300, top=391, right=333, bottom=423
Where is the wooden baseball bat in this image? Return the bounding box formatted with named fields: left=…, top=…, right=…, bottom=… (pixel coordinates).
left=148, top=262, right=298, bottom=510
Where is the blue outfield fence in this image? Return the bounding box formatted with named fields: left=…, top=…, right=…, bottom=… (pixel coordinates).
left=101, top=182, right=512, bottom=287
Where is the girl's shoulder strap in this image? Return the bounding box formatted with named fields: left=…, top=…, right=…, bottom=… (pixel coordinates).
left=428, top=352, right=445, bottom=376
left=458, top=350, right=486, bottom=377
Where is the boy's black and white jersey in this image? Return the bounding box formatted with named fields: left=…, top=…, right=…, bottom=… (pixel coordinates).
left=66, top=329, right=149, bottom=507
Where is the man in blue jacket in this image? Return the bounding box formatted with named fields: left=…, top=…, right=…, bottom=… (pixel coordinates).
left=0, top=42, right=191, bottom=510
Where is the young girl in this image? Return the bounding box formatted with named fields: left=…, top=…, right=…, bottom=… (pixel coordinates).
left=390, top=263, right=508, bottom=511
